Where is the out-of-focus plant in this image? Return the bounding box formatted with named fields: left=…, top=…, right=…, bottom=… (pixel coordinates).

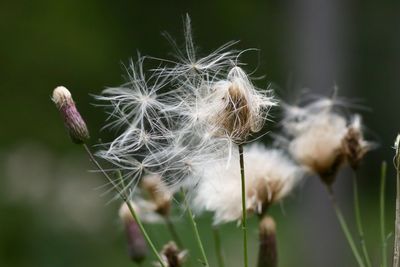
left=51, top=14, right=400, bottom=267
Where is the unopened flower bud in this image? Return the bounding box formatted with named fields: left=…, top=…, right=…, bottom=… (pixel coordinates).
left=257, top=215, right=277, bottom=267
left=119, top=202, right=148, bottom=264
left=52, top=86, right=90, bottom=144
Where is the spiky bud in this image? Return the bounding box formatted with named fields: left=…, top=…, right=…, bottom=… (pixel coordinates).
left=52, top=86, right=90, bottom=144
left=119, top=202, right=148, bottom=264
left=257, top=215, right=277, bottom=267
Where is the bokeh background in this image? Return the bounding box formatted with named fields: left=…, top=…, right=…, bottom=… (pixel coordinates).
left=1, top=0, right=400, bottom=266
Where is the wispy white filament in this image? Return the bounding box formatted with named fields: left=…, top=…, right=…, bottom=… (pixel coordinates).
left=96, top=16, right=276, bottom=196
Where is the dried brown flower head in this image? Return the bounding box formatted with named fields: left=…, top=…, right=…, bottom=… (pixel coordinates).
left=342, top=116, right=371, bottom=170
left=158, top=241, right=187, bottom=267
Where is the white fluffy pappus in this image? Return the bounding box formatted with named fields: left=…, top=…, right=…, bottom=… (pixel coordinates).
left=192, top=143, right=304, bottom=224
left=282, top=96, right=372, bottom=184
left=95, top=16, right=276, bottom=196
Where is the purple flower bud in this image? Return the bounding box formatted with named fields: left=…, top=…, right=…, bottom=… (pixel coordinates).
left=52, top=86, right=90, bottom=144
left=119, top=202, right=148, bottom=264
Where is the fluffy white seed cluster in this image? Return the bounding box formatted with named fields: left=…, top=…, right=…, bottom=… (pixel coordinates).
left=282, top=96, right=372, bottom=184
left=193, top=144, right=304, bottom=224
left=96, top=16, right=275, bottom=193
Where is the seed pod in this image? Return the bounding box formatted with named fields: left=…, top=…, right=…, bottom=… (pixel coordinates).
left=52, top=86, right=90, bottom=144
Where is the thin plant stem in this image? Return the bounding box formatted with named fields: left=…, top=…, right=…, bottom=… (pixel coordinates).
left=213, top=226, right=225, bottom=267
left=380, top=161, right=388, bottom=267
left=393, top=137, right=400, bottom=267
left=181, top=189, right=209, bottom=267
left=82, top=144, right=166, bottom=267
left=165, top=216, right=184, bottom=248
left=352, top=171, right=372, bottom=267
left=238, top=144, right=248, bottom=267
left=326, top=186, right=366, bottom=267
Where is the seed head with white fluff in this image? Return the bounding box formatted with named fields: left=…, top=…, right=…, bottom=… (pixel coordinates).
left=193, top=144, right=304, bottom=224
left=95, top=17, right=276, bottom=196
left=282, top=96, right=373, bottom=185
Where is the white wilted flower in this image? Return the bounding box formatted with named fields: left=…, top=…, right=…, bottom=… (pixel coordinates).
left=193, top=143, right=304, bottom=224
left=282, top=96, right=373, bottom=185
left=96, top=16, right=276, bottom=195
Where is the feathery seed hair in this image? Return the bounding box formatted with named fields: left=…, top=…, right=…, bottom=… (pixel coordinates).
left=96, top=16, right=276, bottom=196
left=192, top=143, right=303, bottom=224
left=281, top=95, right=372, bottom=184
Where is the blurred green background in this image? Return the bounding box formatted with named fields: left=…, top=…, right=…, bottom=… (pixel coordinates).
left=1, top=0, right=400, bottom=266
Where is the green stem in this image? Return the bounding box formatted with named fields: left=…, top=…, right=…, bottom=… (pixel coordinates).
left=83, top=144, right=166, bottom=267
left=165, top=216, right=184, bottom=248
left=352, top=171, right=372, bottom=267
left=326, top=186, right=366, bottom=267
left=213, top=226, right=225, bottom=267
left=380, top=161, right=388, bottom=267
left=238, top=144, right=248, bottom=267
left=393, top=137, right=400, bottom=267
left=181, top=189, right=209, bottom=266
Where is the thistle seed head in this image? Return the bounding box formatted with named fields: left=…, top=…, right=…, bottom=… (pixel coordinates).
left=283, top=96, right=372, bottom=185
left=209, top=66, right=275, bottom=143
left=96, top=17, right=275, bottom=197
left=52, top=86, right=89, bottom=144
left=193, top=144, right=304, bottom=224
